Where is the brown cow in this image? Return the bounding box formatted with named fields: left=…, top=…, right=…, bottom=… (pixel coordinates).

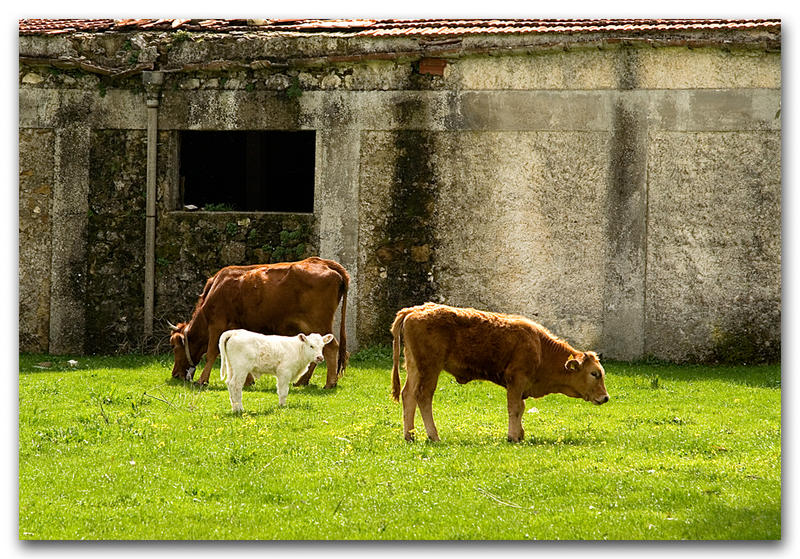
left=390, top=302, right=609, bottom=442
left=169, top=257, right=349, bottom=389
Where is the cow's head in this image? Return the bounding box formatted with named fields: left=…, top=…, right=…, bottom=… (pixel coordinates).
left=562, top=351, right=609, bottom=405
left=299, top=333, right=334, bottom=365
left=169, top=322, right=197, bottom=381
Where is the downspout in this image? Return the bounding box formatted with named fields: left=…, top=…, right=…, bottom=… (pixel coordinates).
left=142, top=71, right=164, bottom=338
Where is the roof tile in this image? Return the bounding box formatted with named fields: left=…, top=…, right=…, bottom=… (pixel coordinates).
left=19, top=18, right=781, bottom=37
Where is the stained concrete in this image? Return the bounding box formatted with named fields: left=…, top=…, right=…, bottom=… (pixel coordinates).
left=48, top=125, right=90, bottom=354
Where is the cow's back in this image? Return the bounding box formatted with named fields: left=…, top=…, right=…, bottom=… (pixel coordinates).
left=201, top=258, right=344, bottom=334
left=401, top=303, right=541, bottom=387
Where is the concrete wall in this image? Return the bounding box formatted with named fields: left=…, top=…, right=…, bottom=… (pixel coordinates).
left=19, top=30, right=781, bottom=362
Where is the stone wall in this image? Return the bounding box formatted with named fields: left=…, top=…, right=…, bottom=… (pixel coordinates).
left=18, top=29, right=781, bottom=362
left=85, top=129, right=147, bottom=353
left=154, top=212, right=316, bottom=345
left=19, top=129, right=54, bottom=353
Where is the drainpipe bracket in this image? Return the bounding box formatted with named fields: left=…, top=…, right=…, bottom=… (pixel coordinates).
left=142, top=70, right=164, bottom=106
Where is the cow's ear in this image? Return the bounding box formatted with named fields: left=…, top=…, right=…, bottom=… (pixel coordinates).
left=565, top=356, right=581, bottom=372
left=322, top=334, right=334, bottom=344
left=298, top=333, right=307, bottom=342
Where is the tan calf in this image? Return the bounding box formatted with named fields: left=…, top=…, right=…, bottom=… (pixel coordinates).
left=391, top=302, right=609, bottom=442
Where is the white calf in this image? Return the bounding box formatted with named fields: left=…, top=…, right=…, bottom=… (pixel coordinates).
left=219, top=330, right=334, bottom=412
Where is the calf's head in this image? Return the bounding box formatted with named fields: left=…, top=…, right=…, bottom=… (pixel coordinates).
left=299, top=333, right=334, bottom=364
left=562, top=351, right=609, bottom=405
left=168, top=322, right=197, bottom=381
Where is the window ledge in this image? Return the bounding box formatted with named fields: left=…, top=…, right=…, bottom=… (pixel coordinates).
left=168, top=210, right=314, bottom=216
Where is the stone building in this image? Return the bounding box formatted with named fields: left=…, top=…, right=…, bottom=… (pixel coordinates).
left=19, top=18, right=781, bottom=362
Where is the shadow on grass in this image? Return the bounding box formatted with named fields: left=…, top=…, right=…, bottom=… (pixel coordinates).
left=164, top=377, right=339, bottom=397
left=606, top=360, right=780, bottom=389
left=219, top=400, right=315, bottom=418
left=398, top=432, right=603, bottom=448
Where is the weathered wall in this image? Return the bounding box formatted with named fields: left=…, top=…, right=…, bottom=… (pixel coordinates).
left=18, top=29, right=781, bottom=362
left=646, top=131, right=781, bottom=362
left=434, top=131, right=609, bottom=349
left=19, top=129, right=54, bottom=353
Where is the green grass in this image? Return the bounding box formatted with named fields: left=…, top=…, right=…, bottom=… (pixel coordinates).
left=18, top=349, right=780, bottom=540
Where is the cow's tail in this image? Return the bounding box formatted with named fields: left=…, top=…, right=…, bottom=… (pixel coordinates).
left=325, top=260, right=350, bottom=378
left=219, top=330, right=233, bottom=383
left=390, top=308, right=413, bottom=402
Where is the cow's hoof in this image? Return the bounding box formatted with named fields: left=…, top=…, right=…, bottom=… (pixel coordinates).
left=194, top=380, right=208, bottom=388
left=293, top=379, right=310, bottom=387
left=506, top=435, right=524, bottom=443
left=323, top=382, right=337, bottom=389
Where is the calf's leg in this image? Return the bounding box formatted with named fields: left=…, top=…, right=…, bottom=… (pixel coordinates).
left=400, top=348, right=420, bottom=441
left=401, top=380, right=418, bottom=441
left=505, top=386, right=525, bottom=442
left=416, top=370, right=441, bottom=442
left=226, top=372, right=245, bottom=413
left=276, top=372, right=291, bottom=406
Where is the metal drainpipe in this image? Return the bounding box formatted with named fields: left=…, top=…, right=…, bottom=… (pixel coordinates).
left=142, top=71, right=164, bottom=338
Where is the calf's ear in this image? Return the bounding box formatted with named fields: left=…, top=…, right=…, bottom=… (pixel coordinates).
left=322, top=334, right=334, bottom=344
left=565, top=356, right=581, bottom=372
left=298, top=333, right=307, bottom=342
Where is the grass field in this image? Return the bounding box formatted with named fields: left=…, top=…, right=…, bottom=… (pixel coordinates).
left=18, top=348, right=781, bottom=540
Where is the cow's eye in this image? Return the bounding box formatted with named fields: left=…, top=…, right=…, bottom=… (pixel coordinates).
left=591, top=371, right=601, bottom=379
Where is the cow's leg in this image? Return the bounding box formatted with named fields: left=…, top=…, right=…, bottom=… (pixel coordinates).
left=322, top=338, right=340, bottom=389
left=195, top=332, right=220, bottom=386
left=416, top=370, right=441, bottom=442
left=226, top=372, right=245, bottom=413
left=506, top=384, right=525, bottom=442
left=293, top=362, right=316, bottom=387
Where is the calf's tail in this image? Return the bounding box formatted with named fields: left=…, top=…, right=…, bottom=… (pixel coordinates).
left=219, top=330, right=233, bottom=383
left=390, top=309, right=411, bottom=402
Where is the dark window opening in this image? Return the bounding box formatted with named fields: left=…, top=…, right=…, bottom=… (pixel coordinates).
left=179, top=130, right=315, bottom=212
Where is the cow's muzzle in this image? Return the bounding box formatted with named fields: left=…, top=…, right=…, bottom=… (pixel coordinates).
left=594, top=395, right=610, bottom=405
left=185, top=366, right=196, bottom=381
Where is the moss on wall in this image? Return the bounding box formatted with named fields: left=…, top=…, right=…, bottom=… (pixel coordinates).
left=358, top=127, right=440, bottom=346
left=154, top=213, right=317, bottom=336
left=85, top=130, right=147, bottom=353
